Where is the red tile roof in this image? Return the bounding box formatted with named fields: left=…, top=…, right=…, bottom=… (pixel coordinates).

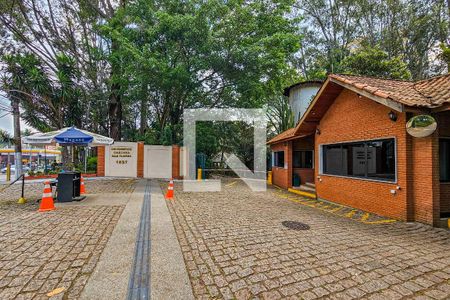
left=267, top=128, right=296, bottom=144
left=329, top=74, right=450, bottom=108
left=268, top=73, right=450, bottom=145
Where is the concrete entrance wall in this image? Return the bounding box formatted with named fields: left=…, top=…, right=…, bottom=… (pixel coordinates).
left=179, top=146, right=187, bottom=177
left=97, top=143, right=183, bottom=179
left=104, top=142, right=138, bottom=177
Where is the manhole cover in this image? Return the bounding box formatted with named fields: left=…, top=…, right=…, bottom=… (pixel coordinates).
left=282, top=221, right=310, bottom=231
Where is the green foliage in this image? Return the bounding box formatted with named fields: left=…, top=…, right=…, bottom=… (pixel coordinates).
left=195, top=121, right=256, bottom=168
left=267, top=95, right=295, bottom=136
left=105, top=0, right=301, bottom=142
left=341, top=47, right=411, bottom=80
left=296, top=0, right=449, bottom=80
left=87, top=157, right=97, bottom=172
left=440, top=43, right=450, bottom=69
left=1, top=52, right=83, bottom=131
left=0, top=129, right=13, bottom=144
left=196, top=122, right=221, bottom=160
left=0, top=0, right=448, bottom=166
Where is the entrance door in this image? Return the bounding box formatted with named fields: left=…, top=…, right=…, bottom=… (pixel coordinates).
left=144, top=145, right=172, bottom=178
left=439, top=138, right=450, bottom=217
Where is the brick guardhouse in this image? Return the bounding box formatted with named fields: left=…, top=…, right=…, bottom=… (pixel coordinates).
left=268, top=74, right=450, bottom=227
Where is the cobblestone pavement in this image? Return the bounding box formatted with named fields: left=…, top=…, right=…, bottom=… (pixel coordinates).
left=273, top=187, right=397, bottom=225
left=0, top=203, right=124, bottom=300
left=0, top=178, right=136, bottom=204
left=163, top=179, right=450, bottom=300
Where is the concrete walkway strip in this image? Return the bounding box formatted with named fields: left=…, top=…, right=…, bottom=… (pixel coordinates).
left=80, top=179, right=193, bottom=299
left=150, top=180, right=194, bottom=300
left=80, top=180, right=146, bottom=300
left=127, top=180, right=151, bottom=299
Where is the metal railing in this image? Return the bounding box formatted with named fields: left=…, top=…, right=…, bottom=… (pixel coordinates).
left=0, top=173, right=26, bottom=203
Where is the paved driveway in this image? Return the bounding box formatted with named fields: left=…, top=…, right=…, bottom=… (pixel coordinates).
left=0, top=178, right=136, bottom=205
left=0, top=179, right=136, bottom=299
left=164, top=179, right=450, bottom=300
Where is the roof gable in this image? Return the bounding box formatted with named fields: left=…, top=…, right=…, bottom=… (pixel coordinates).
left=294, top=73, right=450, bottom=136
left=269, top=73, right=450, bottom=144
left=329, top=74, right=450, bottom=108
left=267, top=128, right=296, bottom=144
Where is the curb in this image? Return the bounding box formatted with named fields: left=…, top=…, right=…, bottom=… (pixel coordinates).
left=288, top=187, right=317, bottom=199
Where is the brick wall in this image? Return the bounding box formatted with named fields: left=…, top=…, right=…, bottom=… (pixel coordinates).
left=172, top=145, right=181, bottom=179
left=315, top=89, right=409, bottom=221
left=410, top=132, right=440, bottom=224
left=271, top=142, right=292, bottom=189
left=97, top=146, right=105, bottom=176
left=137, top=142, right=144, bottom=178
left=293, top=169, right=314, bottom=185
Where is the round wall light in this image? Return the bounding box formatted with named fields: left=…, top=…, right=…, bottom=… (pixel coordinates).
left=388, top=111, right=398, bottom=122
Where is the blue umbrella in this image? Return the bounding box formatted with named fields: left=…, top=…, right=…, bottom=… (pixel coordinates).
left=54, top=127, right=94, bottom=145
left=23, top=126, right=113, bottom=146
left=23, top=127, right=114, bottom=171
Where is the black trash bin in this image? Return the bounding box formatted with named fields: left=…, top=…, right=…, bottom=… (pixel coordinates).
left=57, top=172, right=85, bottom=202
left=293, top=173, right=301, bottom=187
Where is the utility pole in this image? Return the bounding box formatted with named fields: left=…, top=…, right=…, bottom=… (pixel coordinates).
left=11, top=96, right=22, bottom=179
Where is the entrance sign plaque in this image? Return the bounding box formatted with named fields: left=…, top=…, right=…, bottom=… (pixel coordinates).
left=105, top=142, right=138, bottom=177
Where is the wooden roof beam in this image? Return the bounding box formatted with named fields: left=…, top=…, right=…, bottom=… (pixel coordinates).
left=432, top=103, right=450, bottom=113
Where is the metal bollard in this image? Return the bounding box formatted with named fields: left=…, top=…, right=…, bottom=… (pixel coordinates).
left=17, top=174, right=26, bottom=204
left=267, top=171, right=272, bottom=185
left=6, top=163, right=10, bottom=181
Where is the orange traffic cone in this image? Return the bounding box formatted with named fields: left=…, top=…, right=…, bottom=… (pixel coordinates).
left=80, top=176, right=86, bottom=195
left=165, top=178, right=174, bottom=200
left=39, top=181, right=55, bottom=212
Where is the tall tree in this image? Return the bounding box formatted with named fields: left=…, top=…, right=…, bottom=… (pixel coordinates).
left=294, top=0, right=359, bottom=77
left=295, top=0, right=450, bottom=80
left=106, top=0, right=300, bottom=143
left=1, top=53, right=82, bottom=130
left=267, top=95, right=295, bottom=136
left=0, top=0, right=122, bottom=137
left=341, top=46, right=411, bottom=79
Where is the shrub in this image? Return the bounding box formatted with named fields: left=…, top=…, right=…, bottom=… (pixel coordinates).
left=87, top=157, right=97, bottom=172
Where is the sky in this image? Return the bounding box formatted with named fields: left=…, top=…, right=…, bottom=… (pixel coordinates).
left=0, top=95, right=34, bottom=135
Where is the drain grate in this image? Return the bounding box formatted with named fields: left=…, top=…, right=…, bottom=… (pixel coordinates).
left=282, top=221, right=310, bottom=231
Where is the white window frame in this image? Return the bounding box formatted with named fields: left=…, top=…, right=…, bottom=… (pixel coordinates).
left=273, top=151, right=286, bottom=169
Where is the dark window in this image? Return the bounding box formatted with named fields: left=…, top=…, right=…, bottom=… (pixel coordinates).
left=322, top=139, right=396, bottom=182
left=274, top=151, right=285, bottom=168
left=293, top=151, right=313, bottom=168
left=440, top=139, right=450, bottom=182
left=323, top=144, right=342, bottom=175
left=366, top=140, right=396, bottom=180
left=345, top=143, right=365, bottom=177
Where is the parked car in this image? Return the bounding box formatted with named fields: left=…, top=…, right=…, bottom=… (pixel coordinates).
left=1, top=165, right=31, bottom=174
left=35, top=164, right=53, bottom=173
